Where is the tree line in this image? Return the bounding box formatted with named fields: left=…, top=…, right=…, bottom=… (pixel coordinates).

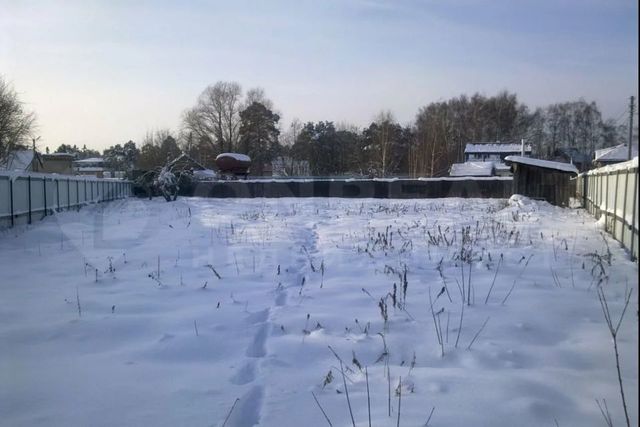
left=1, top=76, right=631, bottom=176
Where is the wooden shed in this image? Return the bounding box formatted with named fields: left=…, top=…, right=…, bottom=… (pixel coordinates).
left=504, top=156, right=578, bottom=207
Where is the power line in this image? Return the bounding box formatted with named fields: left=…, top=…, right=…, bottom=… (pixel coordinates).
left=613, top=107, right=630, bottom=125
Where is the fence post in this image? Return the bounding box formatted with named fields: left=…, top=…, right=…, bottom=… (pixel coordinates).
left=632, top=169, right=638, bottom=261
left=613, top=171, right=619, bottom=239
left=56, top=179, right=60, bottom=211
left=584, top=175, right=588, bottom=211
left=599, top=173, right=603, bottom=217
left=28, top=175, right=32, bottom=224
left=9, top=178, right=14, bottom=227
left=592, top=174, right=596, bottom=214
left=76, top=180, right=79, bottom=209
left=593, top=174, right=600, bottom=219
left=604, top=173, right=609, bottom=232
left=43, top=177, right=47, bottom=217
left=621, top=171, right=629, bottom=248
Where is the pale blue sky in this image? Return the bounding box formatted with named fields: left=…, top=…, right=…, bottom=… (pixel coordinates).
left=1, top=0, right=638, bottom=151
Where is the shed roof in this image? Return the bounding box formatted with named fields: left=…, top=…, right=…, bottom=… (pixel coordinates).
left=504, top=155, right=578, bottom=174
left=465, top=143, right=532, bottom=154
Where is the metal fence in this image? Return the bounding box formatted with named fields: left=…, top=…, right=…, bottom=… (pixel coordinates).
left=0, top=172, right=132, bottom=228
left=575, top=158, right=638, bottom=261
left=189, top=177, right=514, bottom=199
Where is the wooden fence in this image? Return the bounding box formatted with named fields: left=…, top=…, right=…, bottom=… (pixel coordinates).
left=0, top=172, right=132, bottom=228
left=575, top=158, right=638, bottom=261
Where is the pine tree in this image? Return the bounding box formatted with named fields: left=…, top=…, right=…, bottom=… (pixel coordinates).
left=238, top=102, right=281, bottom=175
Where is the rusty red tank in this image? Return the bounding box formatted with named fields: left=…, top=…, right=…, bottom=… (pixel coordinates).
left=215, top=153, right=251, bottom=176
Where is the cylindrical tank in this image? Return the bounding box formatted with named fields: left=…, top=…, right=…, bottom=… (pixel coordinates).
left=215, top=153, right=251, bottom=174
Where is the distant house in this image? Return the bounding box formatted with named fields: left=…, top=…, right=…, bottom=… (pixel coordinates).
left=552, top=147, right=591, bottom=172
left=593, top=143, right=638, bottom=167
left=504, top=155, right=578, bottom=207
left=272, top=156, right=311, bottom=177
left=167, top=152, right=216, bottom=181
left=41, top=153, right=75, bottom=174
left=464, top=142, right=532, bottom=162
left=0, top=150, right=43, bottom=172
left=73, top=157, right=105, bottom=178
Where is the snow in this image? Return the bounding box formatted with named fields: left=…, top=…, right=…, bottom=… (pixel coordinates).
left=216, top=153, right=251, bottom=162
left=155, top=167, right=176, bottom=187
left=192, top=169, right=217, bottom=181
left=508, top=194, right=534, bottom=207
left=449, top=162, right=494, bottom=177
left=585, top=157, right=638, bottom=175
left=0, top=197, right=637, bottom=426
left=0, top=171, right=108, bottom=181
left=505, top=156, right=579, bottom=174
left=465, top=143, right=532, bottom=153
left=75, top=167, right=105, bottom=172
left=493, top=162, right=511, bottom=171
left=74, top=157, right=104, bottom=164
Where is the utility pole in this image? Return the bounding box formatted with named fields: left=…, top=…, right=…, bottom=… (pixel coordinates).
left=629, top=96, right=635, bottom=160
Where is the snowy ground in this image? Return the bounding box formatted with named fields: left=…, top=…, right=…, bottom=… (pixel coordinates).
left=0, top=196, right=637, bottom=427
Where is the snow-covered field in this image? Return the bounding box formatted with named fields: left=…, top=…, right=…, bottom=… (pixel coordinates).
left=0, top=196, right=637, bottom=427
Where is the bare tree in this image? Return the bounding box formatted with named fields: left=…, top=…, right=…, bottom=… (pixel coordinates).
left=182, top=81, right=243, bottom=154
left=244, top=87, right=273, bottom=111
left=0, top=77, right=37, bottom=162
left=372, top=111, right=394, bottom=176
left=281, top=118, right=302, bottom=147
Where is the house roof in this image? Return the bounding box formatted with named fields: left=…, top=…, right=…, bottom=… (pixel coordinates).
left=449, top=162, right=494, bottom=177
left=168, top=152, right=207, bottom=170
left=554, top=147, right=591, bottom=163
left=504, top=155, right=578, bottom=174
left=74, top=157, right=104, bottom=164
left=42, top=153, right=75, bottom=160
left=0, top=150, right=42, bottom=170
left=594, top=143, right=638, bottom=162
left=465, top=143, right=532, bottom=154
